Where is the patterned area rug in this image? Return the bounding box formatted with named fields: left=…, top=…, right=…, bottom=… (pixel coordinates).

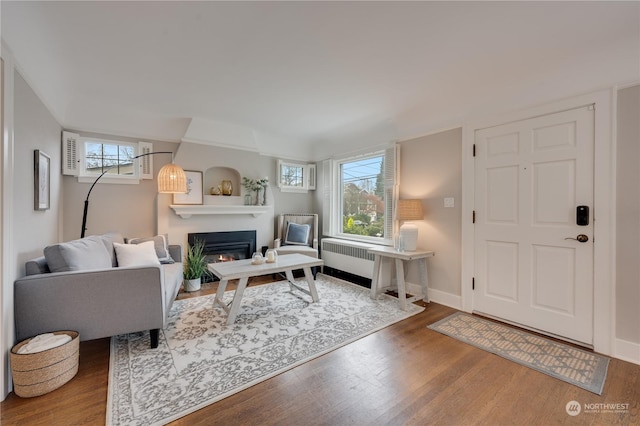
left=428, top=312, right=609, bottom=394
left=107, top=274, right=423, bottom=425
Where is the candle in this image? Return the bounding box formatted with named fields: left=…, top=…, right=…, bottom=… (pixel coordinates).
left=266, top=250, right=275, bottom=262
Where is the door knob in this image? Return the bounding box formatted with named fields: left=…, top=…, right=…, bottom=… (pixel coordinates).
left=565, top=234, right=589, bottom=243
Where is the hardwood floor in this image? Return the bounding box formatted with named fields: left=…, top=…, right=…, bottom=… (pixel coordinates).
left=2, top=276, right=639, bottom=425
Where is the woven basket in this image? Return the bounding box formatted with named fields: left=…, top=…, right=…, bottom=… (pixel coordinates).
left=10, top=330, right=79, bottom=398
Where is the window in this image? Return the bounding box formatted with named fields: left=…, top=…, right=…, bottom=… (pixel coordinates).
left=324, top=145, right=397, bottom=245
left=66, top=135, right=153, bottom=183
left=277, top=160, right=316, bottom=192
left=83, top=140, right=137, bottom=177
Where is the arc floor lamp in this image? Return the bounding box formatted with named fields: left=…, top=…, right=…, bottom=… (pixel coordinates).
left=81, top=151, right=187, bottom=238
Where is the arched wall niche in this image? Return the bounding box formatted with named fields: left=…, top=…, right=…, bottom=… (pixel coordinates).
left=204, top=166, right=241, bottom=197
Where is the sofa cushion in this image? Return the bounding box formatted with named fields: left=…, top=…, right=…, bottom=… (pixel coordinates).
left=114, top=241, right=161, bottom=268
left=44, top=236, right=113, bottom=273
left=25, top=257, right=50, bottom=275
left=126, top=235, right=174, bottom=264
left=284, top=222, right=311, bottom=246
left=100, top=232, right=125, bottom=267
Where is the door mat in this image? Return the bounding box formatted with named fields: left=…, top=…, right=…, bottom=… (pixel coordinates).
left=428, top=312, right=609, bottom=394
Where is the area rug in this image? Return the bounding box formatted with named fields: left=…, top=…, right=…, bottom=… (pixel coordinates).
left=428, top=312, right=609, bottom=394
left=107, top=274, right=423, bottom=425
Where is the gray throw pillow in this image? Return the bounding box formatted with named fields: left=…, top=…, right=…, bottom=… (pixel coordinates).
left=126, top=234, right=175, bottom=264
left=100, top=232, right=125, bottom=267
left=44, top=235, right=113, bottom=272
left=284, top=223, right=311, bottom=246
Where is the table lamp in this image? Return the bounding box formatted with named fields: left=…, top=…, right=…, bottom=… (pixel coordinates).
left=396, top=199, right=424, bottom=251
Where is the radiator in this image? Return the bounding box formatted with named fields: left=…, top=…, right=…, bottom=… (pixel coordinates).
left=320, top=238, right=376, bottom=279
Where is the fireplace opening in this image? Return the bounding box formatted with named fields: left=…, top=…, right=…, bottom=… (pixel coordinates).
left=188, top=230, right=257, bottom=281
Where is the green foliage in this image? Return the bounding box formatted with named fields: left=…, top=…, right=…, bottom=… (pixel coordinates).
left=183, top=240, right=211, bottom=280
left=352, top=213, right=371, bottom=224
left=343, top=215, right=385, bottom=238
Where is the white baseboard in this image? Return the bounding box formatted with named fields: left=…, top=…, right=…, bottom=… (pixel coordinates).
left=615, top=338, right=640, bottom=365
left=406, top=281, right=462, bottom=310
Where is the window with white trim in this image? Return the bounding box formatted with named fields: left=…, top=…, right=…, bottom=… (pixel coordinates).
left=82, top=139, right=138, bottom=178
left=62, top=131, right=153, bottom=183
left=277, top=160, right=316, bottom=192
left=324, top=145, right=398, bottom=245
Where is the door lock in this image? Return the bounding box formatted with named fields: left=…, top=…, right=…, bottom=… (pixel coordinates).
left=565, top=234, right=589, bottom=243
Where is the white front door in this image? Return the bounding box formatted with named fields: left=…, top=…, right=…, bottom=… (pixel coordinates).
left=473, top=105, right=595, bottom=345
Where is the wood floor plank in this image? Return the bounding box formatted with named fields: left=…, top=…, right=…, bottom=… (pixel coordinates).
left=2, top=276, right=639, bottom=425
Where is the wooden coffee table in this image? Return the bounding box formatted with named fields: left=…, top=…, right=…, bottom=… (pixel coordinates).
left=208, top=253, right=324, bottom=325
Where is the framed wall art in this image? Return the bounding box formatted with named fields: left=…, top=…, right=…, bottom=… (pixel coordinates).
left=34, top=149, right=50, bottom=211
left=172, top=170, right=203, bottom=205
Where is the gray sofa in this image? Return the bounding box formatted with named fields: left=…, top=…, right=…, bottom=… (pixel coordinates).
left=14, top=233, right=183, bottom=348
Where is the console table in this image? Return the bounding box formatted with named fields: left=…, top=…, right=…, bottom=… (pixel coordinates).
left=368, top=246, right=435, bottom=311
left=208, top=253, right=324, bottom=325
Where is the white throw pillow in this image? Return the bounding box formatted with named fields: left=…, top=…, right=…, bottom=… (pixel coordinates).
left=114, top=241, right=161, bottom=268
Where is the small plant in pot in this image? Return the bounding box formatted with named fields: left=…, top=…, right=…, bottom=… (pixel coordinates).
left=183, top=240, right=210, bottom=292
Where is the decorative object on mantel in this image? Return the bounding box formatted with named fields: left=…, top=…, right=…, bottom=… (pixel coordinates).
left=242, top=176, right=269, bottom=205
left=242, top=177, right=254, bottom=205
left=172, top=170, right=203, bottom=206
left=107, top=274, right=423, bottom=425
left=255, top=177, right=269, bottom=205
left=81, top=151, right=187, bottom=238
left=183, top=239, right=210, bottom=292
left=210, top=185, right=221, bottom=196
left=396, top=199, right=424, bottom=251
left=221, top=180, right=233, bottom=196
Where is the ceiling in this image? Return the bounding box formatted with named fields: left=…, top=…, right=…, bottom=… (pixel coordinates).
left=2, top=1, right=639, bottom=160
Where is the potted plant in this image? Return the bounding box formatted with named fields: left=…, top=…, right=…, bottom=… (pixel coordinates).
left=183, top=240, right=210, bottom=292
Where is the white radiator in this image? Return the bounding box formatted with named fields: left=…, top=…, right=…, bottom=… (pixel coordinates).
left=320, top=238, right=376, bottom=279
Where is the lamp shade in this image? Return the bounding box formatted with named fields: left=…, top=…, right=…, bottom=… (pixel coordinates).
left=396, top=199, right=424, bottom=221
left=157, top=163, right=188, bottom=193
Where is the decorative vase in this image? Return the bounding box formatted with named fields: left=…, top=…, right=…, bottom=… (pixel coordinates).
left=255, top=188, right=263, bottom=205
left=184, top=278, right=201, bottom=292
left=244, top=193, right=252, bottom=205
left=262, top=186, right=268, bottom=205
left=221, top=180, right=233, bottom=196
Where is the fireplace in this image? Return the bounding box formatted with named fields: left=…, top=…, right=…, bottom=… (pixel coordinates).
left=188, top=230, right=257, bottom=263
left=188, top=230, right=257, bottom=280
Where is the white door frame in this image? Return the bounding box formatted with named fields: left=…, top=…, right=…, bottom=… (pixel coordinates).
left=1, top=43, right=16, bottom=400
left=461, top=89, right=614, bottom=356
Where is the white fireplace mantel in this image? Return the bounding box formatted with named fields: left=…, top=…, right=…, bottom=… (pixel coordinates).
left=170, top=204, right=271, bottom=219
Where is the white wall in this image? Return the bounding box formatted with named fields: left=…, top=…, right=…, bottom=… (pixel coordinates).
left=616, top=85, right=640, bottom=349
left=13, top=72, right=62, bottom=269
left=399, top=128, right=463, bottom=305
left=1, top=63, right=62, bottom=398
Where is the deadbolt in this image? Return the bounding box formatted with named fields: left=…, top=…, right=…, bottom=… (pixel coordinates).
left=565, top=234, right=589, bottom=243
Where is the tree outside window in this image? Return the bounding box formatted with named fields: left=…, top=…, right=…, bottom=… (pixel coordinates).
left=340, top=155, right=385, bottom=238
left=85, top=142, right=135, bottom=175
